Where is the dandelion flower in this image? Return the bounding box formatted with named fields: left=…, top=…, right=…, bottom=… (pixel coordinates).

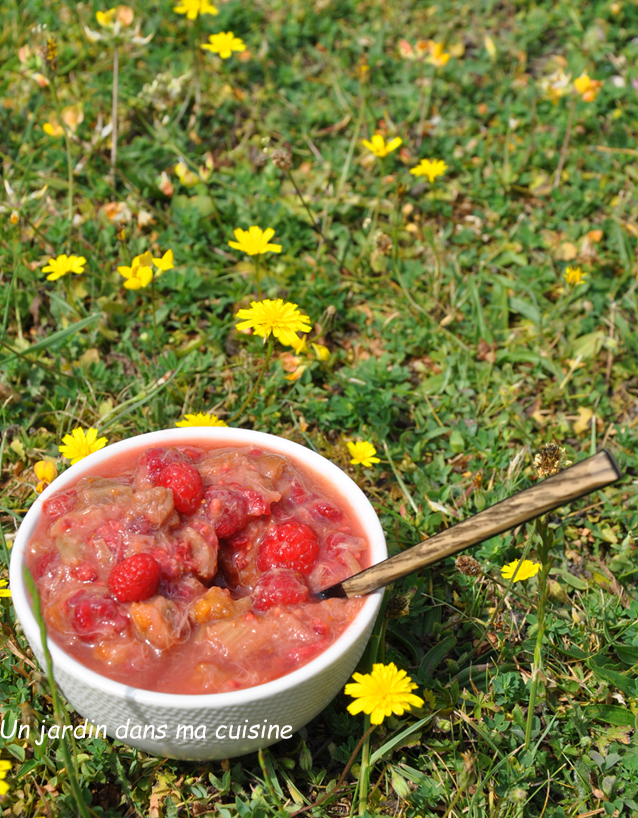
left=501, top=559, right=541, bottom=582
left=153, top=249, right=175, bottom=272
left=174, top=0, right=218, bottom=20
left=361, top=134, right=403, bottom=158
left=34, top=460, right=58, bottom=493
left=284, top=334, right=308, bottom=354
left=59, top=428, right=108, bottom=465
left=175, top=413, right=228, bottom=427
left=235, top=299, right=312, bottom=347
left=410, top=158, right=448, bottom=183
left=228, top=226, right=282, bottom=256
left=345, top=662, right=424, bottom=725
left=42, top=254, right=87, bottom=281
left=201, top=32, right=246, bottom=59
left=118, top=251, right=154, bottom=290
left=574, top=72, right=602, bottom=102
left=564, top=266, right=586, bottom=286
left=0, top=580, right=11, bottom=599
left=347, top=441, right=380, bottom=467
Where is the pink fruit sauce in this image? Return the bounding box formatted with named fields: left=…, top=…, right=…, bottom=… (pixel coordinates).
left=26, top=444, right=369, bottom=694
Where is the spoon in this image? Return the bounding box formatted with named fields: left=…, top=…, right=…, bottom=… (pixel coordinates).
left=317, top=449, right=622, bottom=599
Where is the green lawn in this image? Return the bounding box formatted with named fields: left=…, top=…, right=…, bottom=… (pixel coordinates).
left=2, top=0, right=638, bottom=815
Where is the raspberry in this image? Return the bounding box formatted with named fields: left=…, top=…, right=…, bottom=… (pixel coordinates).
left=310, top=501, right=342, bottom=521
left=252, top=569, right=309, bottom=611
left=156, top=462, right=205, bottom=515
left=70, top=594, right=128, bottom=641
left=71, top=562, right=98, bottom=582
left=42, top=490, right=77, bottom=519
left=257, top=522, right=319, bottom=574
left=89, top=520, right=123, bottom=553
left=205, top=487, right=249, bottom=538
left=136, top=447, right=191, bottom=485
left=127, top=515, right=152, bottom=535
left=34, top=550, right=57, bottom=579
left=108, top=553, right=160, bottom=603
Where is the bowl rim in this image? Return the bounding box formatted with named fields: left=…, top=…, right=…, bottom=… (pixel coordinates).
left=10, top=427, right=386, bottom=708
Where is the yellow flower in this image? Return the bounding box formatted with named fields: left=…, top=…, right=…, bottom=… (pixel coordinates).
left=42, top=254, right=87, bottom=281
left=118, top=251, right=154, bottom=289
left=501, top=559, right=541, bottom=582
left=574, top=72, right=602, bottom=102
left=345, top=662, right=424, bottom=725
left=0, top=758, right=11, bottom=794
left=175, top=413, right=228, bottom=427
left=96, top=8, right=117, bottom=26
left=43, top=120, right=64, bottom=137
left=153, top=249, right=174, bottom=272
left=285, top=363, right=307, bottom=382
left=410, top=158, right=448, bottom=183
left=426, top=40, right=450, bottom=67
left=287, top=334, right=308, bottom=354
left=175, top=162, right=201, bottom=187
left=312, top=343, right=330, bottom=361
left=539, top=69, right=571, bottom=105
left=34, top=460, right=58, bottom=493
left=174, top=0, right=218, bottom=19
left=564, top=266, right=586, bottom=286
left=484, top=35, right=497, bottom=61
left=96, top=6, right=134, bottom=27
left=361, top=134, right=403, bottom=158
left=201, top=32, right=246, bottom=59
left=347, top=441, right=380, bottom=467
left=235, top=299, right=312, bottom=347
left=59, top=427, right=108, bottom=464
left=228, top=226, right=282, bottom=256
left=0, top=580, right=11, bottom=599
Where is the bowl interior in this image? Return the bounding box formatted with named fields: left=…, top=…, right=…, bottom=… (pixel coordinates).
left=10, top=428, right=387, bottom=708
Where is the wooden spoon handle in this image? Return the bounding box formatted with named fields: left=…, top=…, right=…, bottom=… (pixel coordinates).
left=319, top=449, right=621, bottom=599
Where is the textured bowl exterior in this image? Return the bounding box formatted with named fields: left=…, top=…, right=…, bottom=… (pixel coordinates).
left=11, top=428, right=386, bottom=759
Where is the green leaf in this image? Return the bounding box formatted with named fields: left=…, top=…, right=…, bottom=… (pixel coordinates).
left=570, top=330, right=607, bottom=360
left=583, top=705, right=635, bottom=727
left=552, top=568, right=588, bottom=590
left=419, top=636, right=457, bottom=678
left=509, top=296, right=540, bottom=324
left=586, top=658, right=637, bottom=697
left=16, top=758, right=41, bottom=778
left=615, top=645, right=638, bottom=665
left=0, top=313, right=100, bottom=366
left=449, top=430, right=465, bottom=453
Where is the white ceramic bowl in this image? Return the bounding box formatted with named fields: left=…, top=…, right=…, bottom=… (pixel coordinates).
left=10, top=428, right=386, bottom=760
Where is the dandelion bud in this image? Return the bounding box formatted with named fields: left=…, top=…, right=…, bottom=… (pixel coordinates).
left=271, top=148, right=293, bottom=170
left=456, top=555, right=482, bottom=577
left=385, top=594, right=411, bottom=619
left=534, top=442, right=571, bottom=479
left=44, top=38, right=57, bottom=72
left=372, top=231, right=393, bottom=256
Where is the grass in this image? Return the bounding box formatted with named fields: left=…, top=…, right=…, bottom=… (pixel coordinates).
left=2, top=0, right=638, bottom=815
